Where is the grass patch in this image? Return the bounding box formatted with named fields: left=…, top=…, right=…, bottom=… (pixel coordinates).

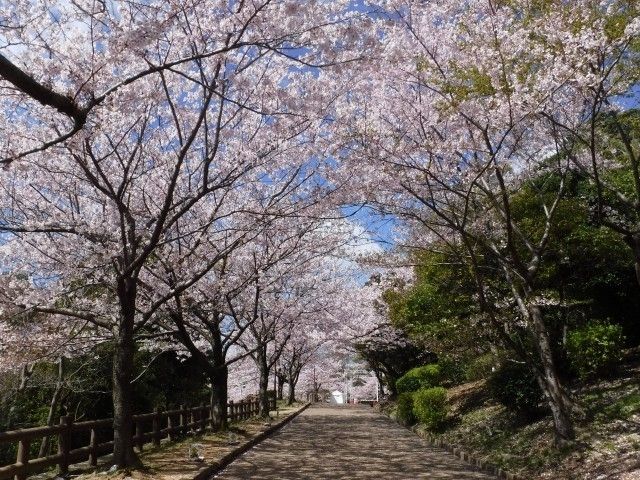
left=601, top=393, right=640, bottom=420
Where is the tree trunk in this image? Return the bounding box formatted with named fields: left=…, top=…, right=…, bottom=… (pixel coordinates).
left=287, top=368, right=300, bottom=406
left=257, top=350, right=270, bottom=418
left=209, top=319, right=229, bottom=430
left=529, top=305, right=575, bottom=445
left=112, top=278, right=140, bottom=468
left=287, top=382, right=296, bottom=406
left=18, top=364, right=34, bottom=392
left=377, top=370, right=396, bottom=398
left=624, top=234, right=640, bottom=288
left=276, top=371, right=286, bottom=400
left=39, top=357, right=65, bottom=458
left=209, top=365, right=228, bottom=430
left=174, top=308, right=229, bottom=430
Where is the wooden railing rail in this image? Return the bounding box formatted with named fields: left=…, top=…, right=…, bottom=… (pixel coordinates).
left=0, top=396, right=277, bottom=480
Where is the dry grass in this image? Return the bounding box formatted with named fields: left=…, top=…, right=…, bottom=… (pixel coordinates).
left=38, top=402, right=306, bottom=480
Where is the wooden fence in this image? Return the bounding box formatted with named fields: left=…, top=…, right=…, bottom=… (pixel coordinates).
left=0, top=396, right=276, bottom=480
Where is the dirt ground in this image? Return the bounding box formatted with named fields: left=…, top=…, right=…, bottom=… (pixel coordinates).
left=34, top=403, right=305, bottom=480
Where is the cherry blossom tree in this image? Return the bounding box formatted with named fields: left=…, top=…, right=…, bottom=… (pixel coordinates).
left=0, top=2, right=376, bottom=466
left=150, top=197, right=342, bottom=426
left=336, top=0, right=640, bottom=444
left=0, top=0, right=371, bottom=165
left=297, top=357, right=339, bottom=402
left=280, top=334, right=318, bottom=405
left=527, top=3, right=640, bottom=285
left=232, top=224, right=336, bottom=416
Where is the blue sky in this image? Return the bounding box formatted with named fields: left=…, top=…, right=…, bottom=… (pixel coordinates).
left=341, top=205, right=398, bottom=251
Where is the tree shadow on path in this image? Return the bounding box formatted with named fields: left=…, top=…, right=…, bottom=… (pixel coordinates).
left=215, top=405, right=495, bottom=479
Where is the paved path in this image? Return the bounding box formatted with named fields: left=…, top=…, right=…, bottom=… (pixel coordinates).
left=214, top=405, right=495, bottom=479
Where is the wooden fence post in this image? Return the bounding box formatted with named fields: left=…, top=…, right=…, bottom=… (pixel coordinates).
left=152, top=408, right=161, bottom=447
left=179, top=404, right=186, bottom=435
left=15, top=438, right=30, bottom=480
left=89, top=428, right=98, bottom=466
left=167, top=413, right=174, bottom=442
left=199, top=403, right=206, bottom=433
left=58, top=415, right=72, bottom=475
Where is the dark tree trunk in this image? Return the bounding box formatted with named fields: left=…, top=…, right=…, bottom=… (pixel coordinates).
left=257, top=349, right=270, bottom=418
left=377, top=370, right=396, bottom=398
left=276, top=371, right=286, bottom=400
left=209, top=365, right=228, bottom=430
left=18, top=364, right=33, bottom=392
left=287, top=382, right=296, bottom=406
left=287, top=367, right=300, bottom=406
left=624, top=234, right=640, bottom=288
left=112, top=278, right=140, bottom=468
left=209, top=320, right=228, bottom=430
left=172, top=306, right=230, bottom=430
left=529, top=305, right=575, bottom=445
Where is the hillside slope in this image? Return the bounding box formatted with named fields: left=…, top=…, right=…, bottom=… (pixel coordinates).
left=388, top=352, right=640, bottom=480
left=390, top=355, right=640, bottom=479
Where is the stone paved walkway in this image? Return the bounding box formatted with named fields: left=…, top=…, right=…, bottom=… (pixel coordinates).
left=214, top=405, right=495, bottom=479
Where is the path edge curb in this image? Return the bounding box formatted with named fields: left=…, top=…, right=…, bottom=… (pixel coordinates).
left=409, top=425, right=525, bottom=480
left=193, top=403, right=311, bottom=480
left=380, top=410, right=525, bottom=480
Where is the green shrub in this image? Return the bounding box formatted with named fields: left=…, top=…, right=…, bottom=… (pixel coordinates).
left=396, top=364, right=442, bottom=393
left=567, top=321, right=625, bottom=380
left=488, top=361, right=544, bottom=418
left=437, top=357, right=466, bottom=386
left=396, top=392, right=417, bottom=426
left=464, top=353, right=497, bottom=381
left=412, top=387, right=448, bottom=430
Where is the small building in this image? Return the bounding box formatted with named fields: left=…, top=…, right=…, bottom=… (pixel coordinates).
left=329, top=390, right=345, bottom=404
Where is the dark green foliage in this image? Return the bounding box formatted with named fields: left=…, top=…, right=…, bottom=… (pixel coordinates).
left=567, top=322, right=625, bottom=380
left=396, top=392, right=416, bottom=426
left=488, top=362, right=545, bottom=419
left=512, top=170, right=640, bottom=344
left=396, top=364, right=441, bottom=394
left=0, top=345, right=211, bottom=465
left=464, top=354, right=498, bottom=382
left=355, top=326, right=436, bottom=396
left=412, top=387, right=448, bottom=430
left=384, top=164, right=640, bottom=400
left=131, top=350, right=210, bottom=413
left=437, top=356, right=467, bottom=386
left=384, top=251, right=489, bottom=361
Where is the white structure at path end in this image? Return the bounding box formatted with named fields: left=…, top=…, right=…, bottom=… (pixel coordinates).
left=330, top=390, right=345, bottom=404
